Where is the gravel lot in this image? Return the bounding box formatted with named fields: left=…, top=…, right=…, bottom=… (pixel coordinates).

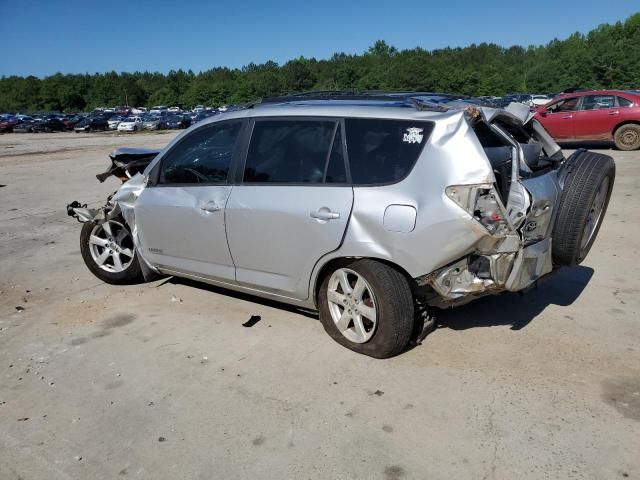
left=1, top=132, right=639, bottom=480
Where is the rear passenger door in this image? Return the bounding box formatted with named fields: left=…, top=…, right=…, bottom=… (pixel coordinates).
left=225, top=118, right=353, bottom=300
left=572, top=94, right=620, bottom=140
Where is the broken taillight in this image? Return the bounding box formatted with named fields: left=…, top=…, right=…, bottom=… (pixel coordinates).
left=445, top=184, right=513, bottom=236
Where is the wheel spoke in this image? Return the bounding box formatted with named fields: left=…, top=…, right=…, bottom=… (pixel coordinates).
left=112, top=253, right=123, bottom=271
left=358, top=304, right=376, bottom=321
left=89, top=235, right=108, bottom=247
left=352, top=277, right=366, bottom=300
left=353, top=315, right=366, bottom=340
left=337, top=270, right=352, bottom=294
left=119, top=248, right=133, bottom=258
left=328, top=290, right=346, bottom=306
left=96, top=250, right=110, bottom=266
left=102, top=221, right=114, bottom=238
left=336, top=310, right=352, bottom=332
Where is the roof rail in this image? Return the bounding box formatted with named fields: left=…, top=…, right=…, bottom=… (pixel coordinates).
left=258, top=91, right=470, bottom=112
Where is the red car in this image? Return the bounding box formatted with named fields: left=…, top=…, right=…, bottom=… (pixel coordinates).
left=534, top=90, right=640, bottom=150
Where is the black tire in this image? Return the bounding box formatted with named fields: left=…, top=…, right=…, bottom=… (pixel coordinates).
left=318, top=259, right=414, bottom=359
left=613, top=123, right=640, bottom=151
left=80, top=220, right=144, bottom=285
left=552, top=151, right=615, bottom=266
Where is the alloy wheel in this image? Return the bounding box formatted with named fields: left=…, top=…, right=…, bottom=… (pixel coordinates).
left=327, top=268, right=378, bottom=343
left=88, top=220, right=135, bottom=273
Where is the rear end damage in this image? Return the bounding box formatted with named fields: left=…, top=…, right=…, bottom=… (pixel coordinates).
left=417, top=104, right=605, bottom=308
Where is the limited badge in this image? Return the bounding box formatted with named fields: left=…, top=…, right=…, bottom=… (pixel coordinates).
left=403, top=127, right=424, bottom=144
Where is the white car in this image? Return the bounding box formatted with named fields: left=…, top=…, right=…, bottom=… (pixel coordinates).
left=168, top=106, right=181, bottom=113
left=117, top=117, right=143, bottom=132
left=107, top=116, right=124, bottom=130
left=150, top=106, right=168, bottom=115
left=528, top=95, right=553, bottom=107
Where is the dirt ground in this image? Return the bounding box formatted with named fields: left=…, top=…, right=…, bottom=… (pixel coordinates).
left=1, top=131, right=639, bottom=480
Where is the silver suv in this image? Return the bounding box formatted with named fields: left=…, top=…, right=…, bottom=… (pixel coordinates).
left=68, top=93, right=615, bottom=358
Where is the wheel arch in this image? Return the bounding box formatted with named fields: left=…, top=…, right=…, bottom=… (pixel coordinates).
left=311, top=256, right=416, bottom=309
left=613, top=119, right=640, bottom=135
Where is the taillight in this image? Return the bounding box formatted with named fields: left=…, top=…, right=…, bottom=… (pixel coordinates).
left=445, top=184, right=513, bottom=236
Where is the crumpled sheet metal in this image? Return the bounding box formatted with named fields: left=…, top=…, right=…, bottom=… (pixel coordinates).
left=71, top=173, right=158, bottom=279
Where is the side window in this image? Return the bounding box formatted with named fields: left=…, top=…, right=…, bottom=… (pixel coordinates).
left=345, top=119, right=433, bottom=185
left=159, top=121, right=241, bottom=185
left=580, top=95, right=616, bottom=110
left=547, top=97, right=579, bottom=113
left=243, top=120, right=338, bottom=184
left=618, top=96, right=633, bottom=107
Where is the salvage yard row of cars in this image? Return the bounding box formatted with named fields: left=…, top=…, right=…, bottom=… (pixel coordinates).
left=2, top=90, right=640, bottom=148
left=0, top=106, right=221, bottom=134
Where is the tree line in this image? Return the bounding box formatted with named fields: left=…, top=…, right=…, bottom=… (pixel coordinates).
left=1, top=13, right=638, bottom=113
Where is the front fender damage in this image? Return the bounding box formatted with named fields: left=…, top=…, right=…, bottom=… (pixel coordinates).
left=66, top=174, right=159, bottom=280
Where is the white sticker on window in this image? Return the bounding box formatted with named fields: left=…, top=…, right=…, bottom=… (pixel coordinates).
left=403, top=127, right=424, bottom=144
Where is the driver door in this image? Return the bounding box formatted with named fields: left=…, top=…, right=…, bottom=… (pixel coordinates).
left=135, top=120, right=245, bottom=281
left=538, top=96, right=580, bottom=140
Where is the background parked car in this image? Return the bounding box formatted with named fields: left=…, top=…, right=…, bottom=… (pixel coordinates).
left=143, top=116, right=167, bottom=130
left=74, top=116, right=109, bottom=132
left=32, top=116, right=66, bottom=132
left=13, top=120, right=37, bottom=133
left=117, top=116, right=144, bottom=132
left=107, top=115, right=125, bottom=130
left=166, top=114, right=191, bottom=129
left=535, top=89, right=640, bottom=150
left=0, top=116, right=20, bottom=132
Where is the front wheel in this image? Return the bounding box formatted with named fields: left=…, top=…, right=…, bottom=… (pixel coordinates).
left=80, top=219, right=144, bottom=284
left=318, top=259, right=414, bottom=358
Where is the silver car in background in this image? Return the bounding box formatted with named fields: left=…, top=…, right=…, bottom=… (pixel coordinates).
left=68, top=92, right=615, bottom=358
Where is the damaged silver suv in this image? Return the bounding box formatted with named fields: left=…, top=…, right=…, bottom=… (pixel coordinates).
left=67, top=92, right=615, bottom=358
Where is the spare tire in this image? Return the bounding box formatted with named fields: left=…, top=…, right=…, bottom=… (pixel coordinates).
left=552, top=150, right=615, bottom=266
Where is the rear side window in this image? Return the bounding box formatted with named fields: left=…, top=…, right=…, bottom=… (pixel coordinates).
left=345, top=119, right=433, bottom=185
left=618, top=96, right=633, bottom=107
left=243, top=120, right=341, bottom=184
left=159, top=121, right=241, bottom=184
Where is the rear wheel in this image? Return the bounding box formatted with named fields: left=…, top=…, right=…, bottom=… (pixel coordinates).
left=318, top=259, right=414, bottom=358
left=552, top=151, right=615, bottom=266
left=80, top=219, right=144, bottom=284
left=613, top=123, right=640, bottom=151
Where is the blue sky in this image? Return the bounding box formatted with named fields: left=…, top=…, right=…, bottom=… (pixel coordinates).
left=0, top=1, right=637, bottom=77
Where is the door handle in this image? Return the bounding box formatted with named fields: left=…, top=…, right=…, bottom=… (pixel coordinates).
left=608, top=110, right=619, bottom=115
left=200, top=201, right=222, bottom=213
left=310, top=208, right=340, bottom=221
left=561, top=115, right=573, bottom=119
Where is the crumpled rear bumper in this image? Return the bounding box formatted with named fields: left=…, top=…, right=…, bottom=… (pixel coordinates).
left=417, top=237, right=554, bottom=308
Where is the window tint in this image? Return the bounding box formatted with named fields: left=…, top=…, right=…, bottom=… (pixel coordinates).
left=243, top=120, right=337, bottom=183
left=618, top=96, right=633, bottom=107
left=345, top=119, right=432, bottom=185
left=580, top=95, right=615, bottom=110
left=159, top=121, right=241, bottom=184
left=548, top=97, right=579, bottom=113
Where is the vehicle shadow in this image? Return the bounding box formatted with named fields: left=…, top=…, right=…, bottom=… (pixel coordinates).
left=559, top=141, right=616, bottom=151
left=435, top=265, right=594, bottom=332
left=165, top=276, right=319, bottom=320
left=164, top=266, right=593, bottom=343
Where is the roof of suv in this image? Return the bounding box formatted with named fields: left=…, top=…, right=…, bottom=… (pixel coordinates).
left=199, top=91, right=504, bottom=124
